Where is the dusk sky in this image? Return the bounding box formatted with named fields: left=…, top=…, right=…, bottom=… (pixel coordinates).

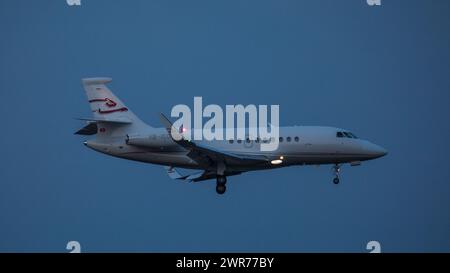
left=0, top=0, right=449, bottom=252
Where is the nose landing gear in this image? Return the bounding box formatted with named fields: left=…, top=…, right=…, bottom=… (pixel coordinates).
left=332, top=164, right=340, bottom=184
left=216, top=176, right=227, bottom=194
left=333, top=177, right=340, bottom=184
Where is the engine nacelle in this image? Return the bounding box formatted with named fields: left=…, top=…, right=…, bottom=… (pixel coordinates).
left=126, top=134, right=176, bottom=149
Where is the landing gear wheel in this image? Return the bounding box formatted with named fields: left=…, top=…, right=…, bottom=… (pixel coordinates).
left=217, top=176, right=227, bottom=185
left=332, top=164, right=341, bottom=185
left=216, top=176, right=227, bottom=194
left=216, top=184, right=226, bottom=194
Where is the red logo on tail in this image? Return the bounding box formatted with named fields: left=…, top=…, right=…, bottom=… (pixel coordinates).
left=89, top=98, right=128, bottom=114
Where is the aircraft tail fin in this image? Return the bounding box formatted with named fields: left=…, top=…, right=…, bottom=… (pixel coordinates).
left=79, top=78, right=152, bottom=137
left=82, top=78, right=139, bottom=121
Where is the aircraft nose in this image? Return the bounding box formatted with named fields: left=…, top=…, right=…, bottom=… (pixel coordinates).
left=365, top=142, right=388, bottom=158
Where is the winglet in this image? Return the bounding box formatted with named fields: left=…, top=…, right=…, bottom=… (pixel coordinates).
left=159, top=113, right=184, bottom=141
left=159, top=113, right=173, bottom=130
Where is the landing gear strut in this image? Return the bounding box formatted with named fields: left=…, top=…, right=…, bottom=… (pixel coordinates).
left=332, top=164, right=340, bottom=184
left=216, top=176, right=227, bottom=194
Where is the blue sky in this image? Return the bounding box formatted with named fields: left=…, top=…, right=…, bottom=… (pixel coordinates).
left=0, top=0, right=449, bottom=252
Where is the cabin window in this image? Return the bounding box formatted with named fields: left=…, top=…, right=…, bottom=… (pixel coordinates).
left=237, top=139, right=242, bottom=144
left=287, top=136, right=291, bottom=142
left=246, top=138, right=251, bottom=143
left=279, top=137, right=283, bottom=142
left=294, top=136, right=299, bottom=142
left=229, top=139, right=234, bottom=144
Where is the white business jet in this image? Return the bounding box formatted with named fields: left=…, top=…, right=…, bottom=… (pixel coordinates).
left=76, top=78, right=387, bottom=194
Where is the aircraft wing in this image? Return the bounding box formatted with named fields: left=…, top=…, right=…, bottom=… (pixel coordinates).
left=159, top=113, right=269, bottom=167
left=183, top=141, right=268, bottom=166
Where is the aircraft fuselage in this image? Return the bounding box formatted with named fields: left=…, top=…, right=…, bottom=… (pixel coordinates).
left=85, top=126, right=387, bottom=173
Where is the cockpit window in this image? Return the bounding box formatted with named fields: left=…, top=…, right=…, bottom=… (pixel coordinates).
left=337, top=131, right=358, bottom=139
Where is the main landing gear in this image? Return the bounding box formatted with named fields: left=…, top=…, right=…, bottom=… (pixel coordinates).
left=332, top=164, right=341, bottom=184
left=216, top=176, right=227, bottom=195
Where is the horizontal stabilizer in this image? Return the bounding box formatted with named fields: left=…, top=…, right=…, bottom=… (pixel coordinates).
left=82, top=77, right=112, bottom=85
left=74, top=122, right=97, bottom=135
left=76, top=117, right=132, bottom=124
left=74, top=117, right=132, bottom=135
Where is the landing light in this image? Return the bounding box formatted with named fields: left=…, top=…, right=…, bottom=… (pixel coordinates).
left=271, top=158, right=283, bottom=165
